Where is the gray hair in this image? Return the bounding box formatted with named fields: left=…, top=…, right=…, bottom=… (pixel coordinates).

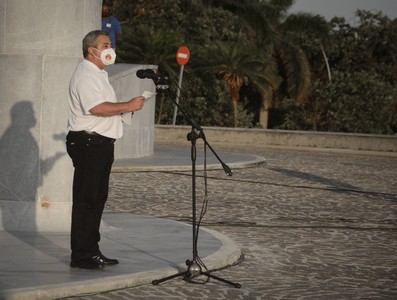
left=82, top=30, right=109, bottom=57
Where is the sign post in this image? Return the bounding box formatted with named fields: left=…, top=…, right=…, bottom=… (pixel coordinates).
left=172, top=46, right=190, bottom=125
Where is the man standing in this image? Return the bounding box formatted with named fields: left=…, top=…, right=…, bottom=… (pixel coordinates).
left=66, top=30, right=144, bottom=270
left=101, top=3, right=122, bottom=50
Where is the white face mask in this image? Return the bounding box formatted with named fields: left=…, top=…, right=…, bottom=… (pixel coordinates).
left=93, top=47, right=116, bottom=65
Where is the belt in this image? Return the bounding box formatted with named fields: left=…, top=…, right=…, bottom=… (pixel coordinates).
left=69, top=130, right=116, bottom=143
left=83, top=130, right=101, bottom=136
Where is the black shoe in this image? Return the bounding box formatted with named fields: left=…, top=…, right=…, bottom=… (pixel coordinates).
left=92, top=254, right=119, bottom=266
left=70, top=257, right=104, bottom=270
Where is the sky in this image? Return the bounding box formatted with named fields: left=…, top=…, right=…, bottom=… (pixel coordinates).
left=288, top=0, right=397, bottom=23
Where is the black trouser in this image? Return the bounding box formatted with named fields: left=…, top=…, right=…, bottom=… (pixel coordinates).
left=66, top=131, right=115, bottom=261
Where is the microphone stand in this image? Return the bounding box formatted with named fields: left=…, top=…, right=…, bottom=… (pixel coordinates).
left=150, top=78, right=241, bottom=288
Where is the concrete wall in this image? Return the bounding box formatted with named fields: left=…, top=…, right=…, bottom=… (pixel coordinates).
left=0, top=0, right=103, bottom=232
left=108, top=64, right=156, bottom=159
left=155, top=126, right=397, bottom=154
left=0, top=0, right=99, bottom=57
left=0, top=1, right=156, bottom=232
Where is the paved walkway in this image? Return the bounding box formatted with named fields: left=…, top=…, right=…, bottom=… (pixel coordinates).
left=1, top=144, right=396, bottom=299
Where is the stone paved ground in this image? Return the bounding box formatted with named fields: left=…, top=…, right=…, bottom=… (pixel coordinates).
left=66, top=146, right=397, bottom=300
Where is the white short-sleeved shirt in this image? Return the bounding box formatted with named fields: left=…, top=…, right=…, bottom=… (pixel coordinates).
left=68, top=60, right=122, bottom=139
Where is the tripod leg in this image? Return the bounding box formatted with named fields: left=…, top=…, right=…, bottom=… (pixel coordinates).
left=152, top=270, right=189, bottom=285
left=202, top=271, right=241, bottom=288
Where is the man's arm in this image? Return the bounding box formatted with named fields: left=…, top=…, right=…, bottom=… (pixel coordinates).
left=89, top=96, right=145, bottom=117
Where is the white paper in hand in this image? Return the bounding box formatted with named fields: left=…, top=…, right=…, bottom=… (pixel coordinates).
left=121, top=112, right=133, bottom=125
left=121, top=91, right=156, bottom=126
left=142, top=91, right=156, bottom=102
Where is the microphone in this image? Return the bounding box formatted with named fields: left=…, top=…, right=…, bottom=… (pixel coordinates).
left=136, top=69, right=169, bottom=84
left=136, top=69, right=155, bottom=79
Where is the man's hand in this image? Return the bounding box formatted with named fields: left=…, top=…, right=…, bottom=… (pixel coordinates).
left=127, top=96, right=145, bottom=113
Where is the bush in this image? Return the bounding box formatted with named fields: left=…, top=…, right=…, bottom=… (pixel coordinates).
left=277, top=71, right=397, bottom=134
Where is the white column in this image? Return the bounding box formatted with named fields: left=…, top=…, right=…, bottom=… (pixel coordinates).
left=0, top=0, right=102, bottom=231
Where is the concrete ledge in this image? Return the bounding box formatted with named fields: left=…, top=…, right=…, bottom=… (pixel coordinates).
left=0, top=213, right=242, bottom=300
left=155, top=125, right=397, bottom=154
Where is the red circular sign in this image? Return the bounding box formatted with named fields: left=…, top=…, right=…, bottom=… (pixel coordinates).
left=176, top=46, right=190, bottom=65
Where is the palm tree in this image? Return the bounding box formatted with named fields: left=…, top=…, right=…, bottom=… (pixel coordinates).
left=119, top=25, right=182, bottom=77
left=204, top=40, right=280, bottom=127
left=199, top=0, right=313, bottom=128
left=118, top=25, right=183, bottom=123
left=281, top=12, right=331, bottom=84
left=115, top=0, right=317, bottom=128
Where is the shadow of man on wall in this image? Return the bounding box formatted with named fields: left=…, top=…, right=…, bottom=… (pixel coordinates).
left=0, top=101, right=66, bottom=259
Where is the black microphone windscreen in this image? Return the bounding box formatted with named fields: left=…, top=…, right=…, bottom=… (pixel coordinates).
left=145, top=69, right=155, bottom=75
left=136, top=69, right=146, bottom=79
left=136, top=69, right=156, bottom=79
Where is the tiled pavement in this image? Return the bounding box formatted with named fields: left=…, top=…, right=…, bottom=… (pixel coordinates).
left=1, top=143, right=396, bottom=300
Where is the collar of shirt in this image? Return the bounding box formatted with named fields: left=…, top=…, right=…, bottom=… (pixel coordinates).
left=83, top=59, right=108, bottom=74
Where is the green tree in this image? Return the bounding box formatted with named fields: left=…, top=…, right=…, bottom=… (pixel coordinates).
left=110, top=1, right=396, bottom=134
left=117, top=24, right=184, bottom=123
left=200, top=0, right=313, bottom=128
left=277, top=10, right=397, bottom=134
left=115, top=0, right=260, bottom=127
left=320, top=71, right=396, bottom=134
left=281, top=12, right=331, bottom=85
left=201, top=40, right=280, bottom=127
